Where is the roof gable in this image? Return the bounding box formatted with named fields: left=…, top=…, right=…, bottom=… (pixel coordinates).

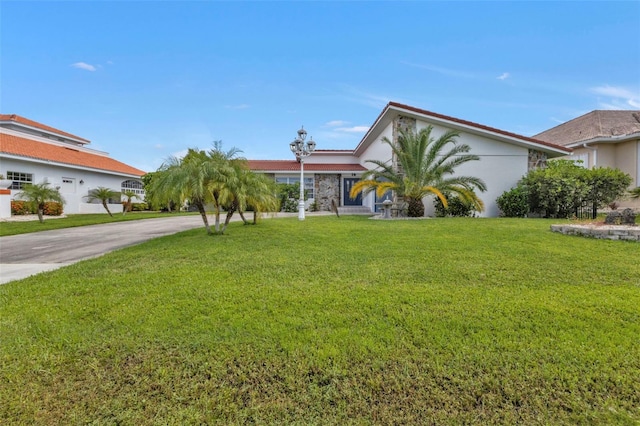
left=354, top=102, right=572, bottom=156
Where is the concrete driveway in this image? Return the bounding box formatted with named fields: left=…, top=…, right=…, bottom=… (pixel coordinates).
left=0, top=215, right=212, bottom=284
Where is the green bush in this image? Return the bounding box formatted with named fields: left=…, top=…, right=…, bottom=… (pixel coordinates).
left=277, top=183, right=304, bottom=213
left=497, top=160, right=632, bottom=219
left=131, top=202, right=148, bottom=211
left=496, top=187, right=529, bottom=217
left=433, top=192, right=478, bottom=217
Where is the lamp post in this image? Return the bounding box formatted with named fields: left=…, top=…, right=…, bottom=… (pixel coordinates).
left=289, top=126, right=316, bottom=220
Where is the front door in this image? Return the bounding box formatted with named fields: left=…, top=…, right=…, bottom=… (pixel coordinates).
left=343, top=178, right=362, bottom=206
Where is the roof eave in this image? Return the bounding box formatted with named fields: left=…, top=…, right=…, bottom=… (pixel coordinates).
left=565, top=132, right=640, bottom=148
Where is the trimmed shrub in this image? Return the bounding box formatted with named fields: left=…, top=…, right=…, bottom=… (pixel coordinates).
left=131, top=202, right=148, bottom=211
left=43, top=202, right=63, bottom=216
left=496, top=187, right=529, bottom=217
left=434, top=192, right=478, bottom=217
left=11, top=200, right=34, bottom=215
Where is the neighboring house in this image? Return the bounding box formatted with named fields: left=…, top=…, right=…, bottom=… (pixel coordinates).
left=534, top=110, right=640, bottom=208
left=0, top=114, right=146, bottom=217
left=250, top=102, right=571, bottom=217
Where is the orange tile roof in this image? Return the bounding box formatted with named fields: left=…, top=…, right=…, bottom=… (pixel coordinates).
left=0, top=114, right=91, bottom=144
left=0, top=132, right=145, bottom=176
left=248, top=160, right=367, bottom=172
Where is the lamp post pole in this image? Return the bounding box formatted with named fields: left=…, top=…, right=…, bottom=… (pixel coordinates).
left=289, top=126, right=316, bottom=220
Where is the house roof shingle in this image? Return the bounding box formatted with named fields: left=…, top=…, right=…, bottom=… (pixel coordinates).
left=0, top=114, right=91, bottom=144
left=248, top=160, right=367, bottom=172
left=533, top=110, right=640, bottom=146
left=0, top=132, right=145, bottom=177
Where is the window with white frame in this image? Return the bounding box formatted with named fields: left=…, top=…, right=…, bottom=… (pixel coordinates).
left=121, top=179, right=145, bottom=196
left=275, top=176, right=314, bottom=199
left=6, top=171, right=33, bottom=190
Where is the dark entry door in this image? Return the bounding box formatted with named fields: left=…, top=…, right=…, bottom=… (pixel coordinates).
left=343, top=178, right=362, bottom=206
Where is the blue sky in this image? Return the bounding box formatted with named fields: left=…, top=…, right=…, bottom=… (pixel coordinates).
left=2, top=1, right=639, bottom=172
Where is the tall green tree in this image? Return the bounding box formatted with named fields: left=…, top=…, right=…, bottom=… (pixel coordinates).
left=16, top=182, right=65, bottom=223
left=350, top=126, right=486, bottom=217
left=85, top=187, right=121, bottom=217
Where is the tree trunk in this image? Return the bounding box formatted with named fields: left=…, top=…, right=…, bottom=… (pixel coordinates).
left=37, top=208, right=44, bottom=223
left=195, top=201, right=212, bottom=234
left=212, top=192, right=221, bottom=233
left=252, top=210, right=258, bottom=225
left=221, top=201, right=237, bottom=234
left=102, top=201, right=113, bottom=217
left=239, top=210, right=249, bottom=224
left=407, top=197, right=425, bottom=217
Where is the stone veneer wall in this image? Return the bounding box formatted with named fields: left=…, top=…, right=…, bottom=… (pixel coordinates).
left=528, top=149, right=547, bottom=171
left=392, top=116, right=417, bottom=173
left=315, top=174, right=340, bottom=211
left=550, top=224, right=640, bottom=241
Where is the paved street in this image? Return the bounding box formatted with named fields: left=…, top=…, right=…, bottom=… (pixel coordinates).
left=0, top=216, right=209, bottom=284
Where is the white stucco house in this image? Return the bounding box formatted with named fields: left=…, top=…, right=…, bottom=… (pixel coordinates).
left=0, top=114, right=146, bottom=218
left=250, top=102, right=572, bottom=217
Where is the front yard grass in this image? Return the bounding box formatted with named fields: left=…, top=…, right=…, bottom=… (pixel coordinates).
left=0, top=211, right=197, bottom=237
left=1, top=217, right=638, bottom=424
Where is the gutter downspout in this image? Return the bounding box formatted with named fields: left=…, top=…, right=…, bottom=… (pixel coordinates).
left=582, top=143, right=597, bottom=168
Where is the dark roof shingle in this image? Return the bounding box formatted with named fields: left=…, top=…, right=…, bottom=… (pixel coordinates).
left=533, top=110, right=640, bottom=146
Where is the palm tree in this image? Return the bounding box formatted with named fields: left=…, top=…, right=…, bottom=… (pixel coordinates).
left=241, top=171, right=279, bottom=225
left=208, top=142, right=244, bottom=233
left=150, top=149, right=218, bottom=234
left=86, top=187, right=121, bottom=217
left=350, top=126, right=487, bottom=217
left=16, top=182, right=65, bottom=223
left=121, top=190, right=138, bottom=215
left=220, top=166, right=279, bottom=231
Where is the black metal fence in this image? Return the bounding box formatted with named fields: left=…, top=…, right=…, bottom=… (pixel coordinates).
left=575, top=200, right=597, bottom=220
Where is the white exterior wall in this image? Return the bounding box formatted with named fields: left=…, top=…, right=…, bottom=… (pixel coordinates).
left=357, top=123, right=394, bottom=210
left=351, top=119, right=531, bottom=217
left=1, top=157, right=139, bottom=214
left=306, top=153, right=360, bottom=164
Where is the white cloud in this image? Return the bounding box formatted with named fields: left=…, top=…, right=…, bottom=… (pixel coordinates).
left=591, top=84, right=640, bottom=109
left=71, top=62, right=97, bottom=71
left=335, top=126, right=370, bottom=133
left=325, top=120, right=349, bottom=127
left=401, top=61, right=475, bottom=79
left=497, top=72, right=510, bottom=80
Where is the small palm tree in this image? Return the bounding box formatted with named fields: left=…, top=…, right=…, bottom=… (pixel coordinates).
left=121, top=190, right=138, bottom=216
left=630, top=187, right=640, bottom=199
left=16, top=182, right=65, bottom=223
left=86, top=186, right=121, bottom=217
left=350, top=126, right=487, bottom=217
left=242, top=171, right=279, bottom=225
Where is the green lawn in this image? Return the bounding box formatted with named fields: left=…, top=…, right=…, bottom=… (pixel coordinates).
left=1, top=217, right=638, bottom=424
left=0, top=211, right=197, bottom=237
